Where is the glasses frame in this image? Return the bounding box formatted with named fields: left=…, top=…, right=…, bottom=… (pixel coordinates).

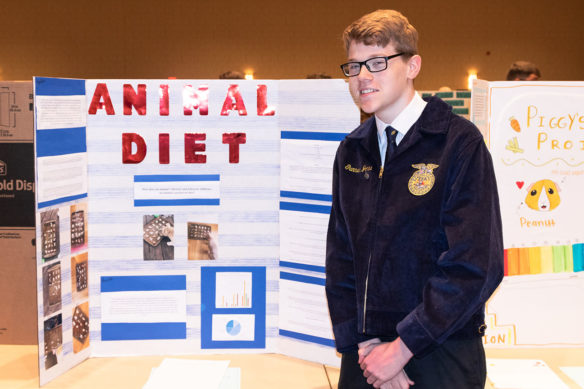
left=340, top=53, right=405, bottom=77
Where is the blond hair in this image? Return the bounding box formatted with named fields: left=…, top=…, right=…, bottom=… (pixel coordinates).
left=343, top=10, right=418, bottom=56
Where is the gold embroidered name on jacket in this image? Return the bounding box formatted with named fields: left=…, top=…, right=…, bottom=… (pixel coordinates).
left=344, top=164, right=373, bottom=173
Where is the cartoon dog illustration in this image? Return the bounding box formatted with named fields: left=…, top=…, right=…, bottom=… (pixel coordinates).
left=525, top=179, right=561, bottom=212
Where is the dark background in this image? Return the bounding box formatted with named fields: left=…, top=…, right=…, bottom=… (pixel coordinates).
left=1, top=1, right=582, bottom=89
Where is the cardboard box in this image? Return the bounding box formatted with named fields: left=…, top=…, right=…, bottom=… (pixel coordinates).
left=0, top=81, right=37, bottom=344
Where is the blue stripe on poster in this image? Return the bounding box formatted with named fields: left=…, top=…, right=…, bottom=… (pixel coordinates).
left=34, top=77, right=85, bottom=96
left=281, top=131, right=347, bottom=141
left=279, top=261, right=325, bottom=274
left=101, top=322, right=186, bottom=341
left=279, top=329, right=335, bottom=347
left=134, top=199, right=220, bottom=207
left=101, top=275, right=186, bottom=292
left=280, top=201, right=331, bottom=214
left=280, top=191, right=332, bottom=202
left=280, top=271, right=325, bottom=286
left=35, top=127, right=87, bottom=157
left=134, top=174, right=221, bottom=182
left=37, top=192, right=88, bottom=209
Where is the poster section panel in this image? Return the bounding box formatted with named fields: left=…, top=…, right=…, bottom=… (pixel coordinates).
left=277, top=79, right=359, bottom=366
left=200, top=267, right=266, bottom=349
left=471, top=81, right=584, bottom=348
left=86, top=80, right=280, bottom=356
left=100, top=275, right=187, bottom=341
left=33, top=77, right=90, bottom=385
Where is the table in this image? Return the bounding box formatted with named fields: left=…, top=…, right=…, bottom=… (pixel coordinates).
left=2, top=345, right=583, bottom=388
left=0, top=345, right=333, bottom=389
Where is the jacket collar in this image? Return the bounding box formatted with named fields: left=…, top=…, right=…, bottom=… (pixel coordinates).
left=346, top=96, right=452, bottom=156
left=416, top=96, right=452, bottom=136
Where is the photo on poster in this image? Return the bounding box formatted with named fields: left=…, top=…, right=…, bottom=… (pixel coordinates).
left=188, top=222, right=218, bottom=260
left=43, top=314, right=62, bottom=370
left=72, top=302, right=90, bottom=353
left=41, top=209, right=60, bottom=261
left=70, top=203, right=88, bottom=253
left=42, top=261, right=61, bottom=316
left=71, top=252, right=88, bottom=301
left=143, top=214, right=174, bottom=261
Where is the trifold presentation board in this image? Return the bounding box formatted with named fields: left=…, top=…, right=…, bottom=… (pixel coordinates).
left=33, top=77, right=358, bottom=385
left=471, top=80, right=584, bottom=348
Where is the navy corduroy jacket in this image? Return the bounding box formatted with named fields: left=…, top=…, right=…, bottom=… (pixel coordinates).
left=325, top=96, right=504, bottom=357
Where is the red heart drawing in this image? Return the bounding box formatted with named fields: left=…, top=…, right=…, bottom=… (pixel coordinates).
left=516, top=181, right=524, bottom=189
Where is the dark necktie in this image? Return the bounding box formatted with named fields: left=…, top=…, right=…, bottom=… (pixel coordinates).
left=385, top=125, right=398, bottom=160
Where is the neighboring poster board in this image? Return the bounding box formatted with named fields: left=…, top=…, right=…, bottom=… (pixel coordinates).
left=471, top=80, right=584, bottom=348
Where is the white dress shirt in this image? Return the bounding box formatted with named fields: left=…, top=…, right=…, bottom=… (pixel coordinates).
left=375, top=92, right=427, bottom=167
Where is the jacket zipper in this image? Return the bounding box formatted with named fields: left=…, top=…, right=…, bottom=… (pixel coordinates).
left=363, top=253, right=371, bottom=332
left=363, top=163, right=386, bottom=333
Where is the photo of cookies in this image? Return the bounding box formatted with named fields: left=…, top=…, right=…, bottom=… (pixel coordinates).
left=143, top=214, right=174, bottom=260
left=42, top=262, right=62, bottom=316
left=43, top=314, right=62, bottom=370
left=70, top=203, right=88, bottom=253
left=71, top=253, right=88, bottom=301
left=187, top=222, right=218, bottom=260
left=41, top=209, right=60, bottom=261
left=72, top=302, right=90, bottom=353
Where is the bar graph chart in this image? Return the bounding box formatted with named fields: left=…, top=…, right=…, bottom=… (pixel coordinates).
left=215, top=272, right=252, bottom=308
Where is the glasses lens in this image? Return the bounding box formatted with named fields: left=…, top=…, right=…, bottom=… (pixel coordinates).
left=366, top=57, right=388, bottom=72
left=342, top=62, right=361, bottom=77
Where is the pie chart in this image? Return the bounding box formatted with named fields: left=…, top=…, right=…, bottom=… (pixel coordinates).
left=226, top=320, right=241, bottom=336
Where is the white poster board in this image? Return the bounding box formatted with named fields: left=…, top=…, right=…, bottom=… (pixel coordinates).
left=33, top=77, right=358, bottom=384
left=472, top=80, right=584, bottom=348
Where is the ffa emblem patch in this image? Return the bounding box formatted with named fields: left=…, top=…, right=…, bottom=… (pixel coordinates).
left=408, top=163, right=439, bottom=196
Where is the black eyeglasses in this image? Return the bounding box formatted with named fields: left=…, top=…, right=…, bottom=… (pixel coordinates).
left=340, top=53, right=405, bottom=77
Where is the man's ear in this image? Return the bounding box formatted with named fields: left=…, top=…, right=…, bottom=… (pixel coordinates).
left=407, top=55, right=422, bottom=80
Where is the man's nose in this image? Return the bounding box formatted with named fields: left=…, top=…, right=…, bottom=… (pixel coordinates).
left=356, top=64, right=373, bottom=79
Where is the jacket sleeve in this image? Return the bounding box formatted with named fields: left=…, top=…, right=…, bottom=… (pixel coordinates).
left=396, top=135, right=504, bottom=356
left=325, top=149, right=367, bottom=352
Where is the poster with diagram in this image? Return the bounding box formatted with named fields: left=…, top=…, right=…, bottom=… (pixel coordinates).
left=32, top=77, right=358, bottom=384
left=85, top=78, right=281, bottom=357
left=472, top=81, right=584, bottom=348
left=486, top=82, right=584, bottom=248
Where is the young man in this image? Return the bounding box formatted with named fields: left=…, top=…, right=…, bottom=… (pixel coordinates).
left=325, top=10, right=504, bottom=389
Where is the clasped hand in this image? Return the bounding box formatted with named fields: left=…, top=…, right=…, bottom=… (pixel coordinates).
left=358, top=337, right=414, bottom=388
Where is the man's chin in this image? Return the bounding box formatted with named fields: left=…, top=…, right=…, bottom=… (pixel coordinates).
left=359, top=105, right=376, bottom=115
